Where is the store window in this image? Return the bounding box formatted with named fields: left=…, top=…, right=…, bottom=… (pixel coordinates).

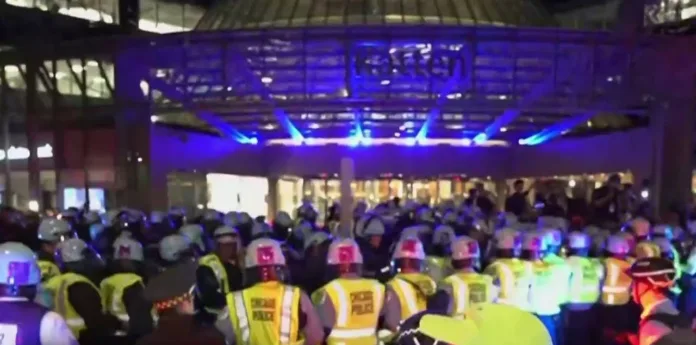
left=64, top=188, right=105, bottom=212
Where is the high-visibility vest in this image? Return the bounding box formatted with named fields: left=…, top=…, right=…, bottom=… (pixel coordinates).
left=38, top=260, right=60, bottom=282
left=199, top=254, right=230, bottom=294
left=600, top=257, right=632, bottom=306
left=386, top=273, right=434, bottom=322
left=483, top=258, right=531, bottom=311
left=226, top=281, right=301, bottom=345
left=566, top=256, right=603, bottom=304
left=442, top=272, right=496, bottom=319
left=524, top=260, right=560, bottom=315
left=100, top=273, right=146, bottom=324
left=543, top=253, right=572, bottom=305
left=54, top=272, right=103, bottom=339
left=320, top=278, right=384, bottom=345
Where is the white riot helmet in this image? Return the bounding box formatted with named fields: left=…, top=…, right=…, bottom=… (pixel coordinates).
left=251, top=222, right=273, bottom=239
left=38, top=218, right=73, bottom=243
left=442, top=211, right=458, bottom=225
left=223, top=212, right=238, bottom=227
left=400, top=225, right=430, bottom=241
left=327, top=238, right=364, bottom=266
left=494, top=228, right=521, bottom=251
left=105, top=210, right=121, bottom=226
left=355, top=213, right=386, bottom=238
left=0, top=242, right=41, bottom=287
left=213, top=225, right=239, bottom=243
left=304, top=232, right=331, bottom=251
left=150, top=211, right=166, bottom=224
left=245, top=238, right=286, bottom=268
left=541, top=228, right=563, bottom=251
left=652, top=224, right=674, bottom=240
left=237, top=212, right=253, bottom=225
left=567, top=231, right=590, bottom=251
left=393, top=237, right=426, bottom=260
left=56, top=238, right=94, bottom=264
left=83, top=211, right=101, bottom=225
left=113, top=236, right=144, bottom=262
left=89, top=223, right=106, bottom=241
left=202, top=209, right=221, bottom=222
left=179, top=224, right=205, bottom=252
left=432, top=225, right=456, bottom=247
left=451, top=236, right=481, bottom=260
left=274, top=211, right=293, bottom=228
left=392, top=237, right=426, bottom=273
left=159, top=234, right=192, bottom=263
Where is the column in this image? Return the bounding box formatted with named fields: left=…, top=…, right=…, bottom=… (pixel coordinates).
left=650, top=42, right=696, bottom=216
left=114, top=50, right=152, bottom=211
left=51, top=58, right=65, bottom=211
left=0, top=68, right=12, bottom=207
left=25, top=62, right=41, bottom=209
left=267, top=177, right=279, bottom=219
left=339, top=158, right=355, bottom=238
left=494, top=179, right=507, bottom=211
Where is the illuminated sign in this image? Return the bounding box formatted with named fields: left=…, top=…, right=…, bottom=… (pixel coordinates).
left=0, top=144, right=53, bottom=161
left=352, top=44, right=464, bottom=79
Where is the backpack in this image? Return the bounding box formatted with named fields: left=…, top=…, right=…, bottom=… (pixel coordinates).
left=642, top=312, right=696, bottom=345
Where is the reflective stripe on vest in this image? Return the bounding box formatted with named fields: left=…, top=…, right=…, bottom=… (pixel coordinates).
left=449, top=275, right=468, bottom=316
left=325, top=279, right=382, bottom=343
left=100, top=273, right=144, bottom=323
left=393, top=279, right=418, bottom=317
left=200, top=254, right=230, bottom=294
left=54, top=272, right=102, bottom=339
left=232, top=286, right=296, bottom=345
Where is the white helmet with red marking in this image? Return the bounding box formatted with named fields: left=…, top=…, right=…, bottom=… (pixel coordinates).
left=607, top=235, right=631, bottom=256
left=393, top=237, right=426, bottom=260
left=327, top=238, right=363, bottom=265
left=451, top=236, right=480, bottom=260
left=522, top=232, right=547, bottom=252
left=244, top=238, right=286, bottom=268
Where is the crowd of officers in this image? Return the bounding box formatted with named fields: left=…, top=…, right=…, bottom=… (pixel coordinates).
left=0, top=200, right=695, bottom=345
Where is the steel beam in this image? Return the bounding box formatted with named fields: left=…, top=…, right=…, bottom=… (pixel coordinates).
left=147, top=77, right=252, bottom=143
left=225, top=46, right=304, bottom=141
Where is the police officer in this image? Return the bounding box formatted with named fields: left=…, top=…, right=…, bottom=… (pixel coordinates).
left=565, top=231, right=603, bottom=345
left=354, top=213, right=391, bottom=283
left=137, top=261, right=225, bottom=345
left=37, top=218, right=73, bottom=282
left=483, top=228, right=531, bottom=311
left=198, top=225, right=244, bottom=313
left=384, top=237, right=436, bottom=328
left=522, top=231, right=561, bottom=345
left=435, top=236, right=496, bottom=319
left=0, top=242, right=78, bottom=345
left=630, top=218, right=661, bottom=260
left=101, top=236, right=154, bottom=337
left=314, top=238, right=385, bottom=345
left=542, top=227, right=571, bottom=345
left=426, top=224, right=456, bottom=282
left=627, top=258, right=682, bottom=345
left=53, top=238, right=116, bottom=340
left=215, top=238, right=324, bottom=345
left=599, top=235, right=639, bottom=345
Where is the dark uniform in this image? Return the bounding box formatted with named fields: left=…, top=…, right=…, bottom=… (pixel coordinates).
left=136, top=261, right=226, bottom=345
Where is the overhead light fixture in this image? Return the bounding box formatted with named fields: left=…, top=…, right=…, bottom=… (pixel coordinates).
left=261, top=77, right=273, bottom=84
left=380, top=80, right=390, bottom=86
left=87, top=60, right=99, bottom=67
left=71, top=65, right=84, bottom=73
left=3, top=65, right=19, bottom=74
left=500, top=127, right=508, bottom=132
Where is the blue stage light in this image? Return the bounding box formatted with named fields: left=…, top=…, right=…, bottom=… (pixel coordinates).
left=473, top=133, right=488, bottom=144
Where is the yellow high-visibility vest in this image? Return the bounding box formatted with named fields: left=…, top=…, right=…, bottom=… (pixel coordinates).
left=199, top=254, right=230, bottom=294
left=320, top=278, right=384, bottom=345
left=54, top=272, right=103, bottom=339
left=442, top=272, right=496, bottom=319
left=226, top=281, right=301, bottom=345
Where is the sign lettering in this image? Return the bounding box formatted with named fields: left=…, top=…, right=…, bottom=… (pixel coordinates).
left=352, top=46, right=463, bottom=79
left=251, top=298, right=276, bottom=322
left=350, top=291, right=374, bottom=315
